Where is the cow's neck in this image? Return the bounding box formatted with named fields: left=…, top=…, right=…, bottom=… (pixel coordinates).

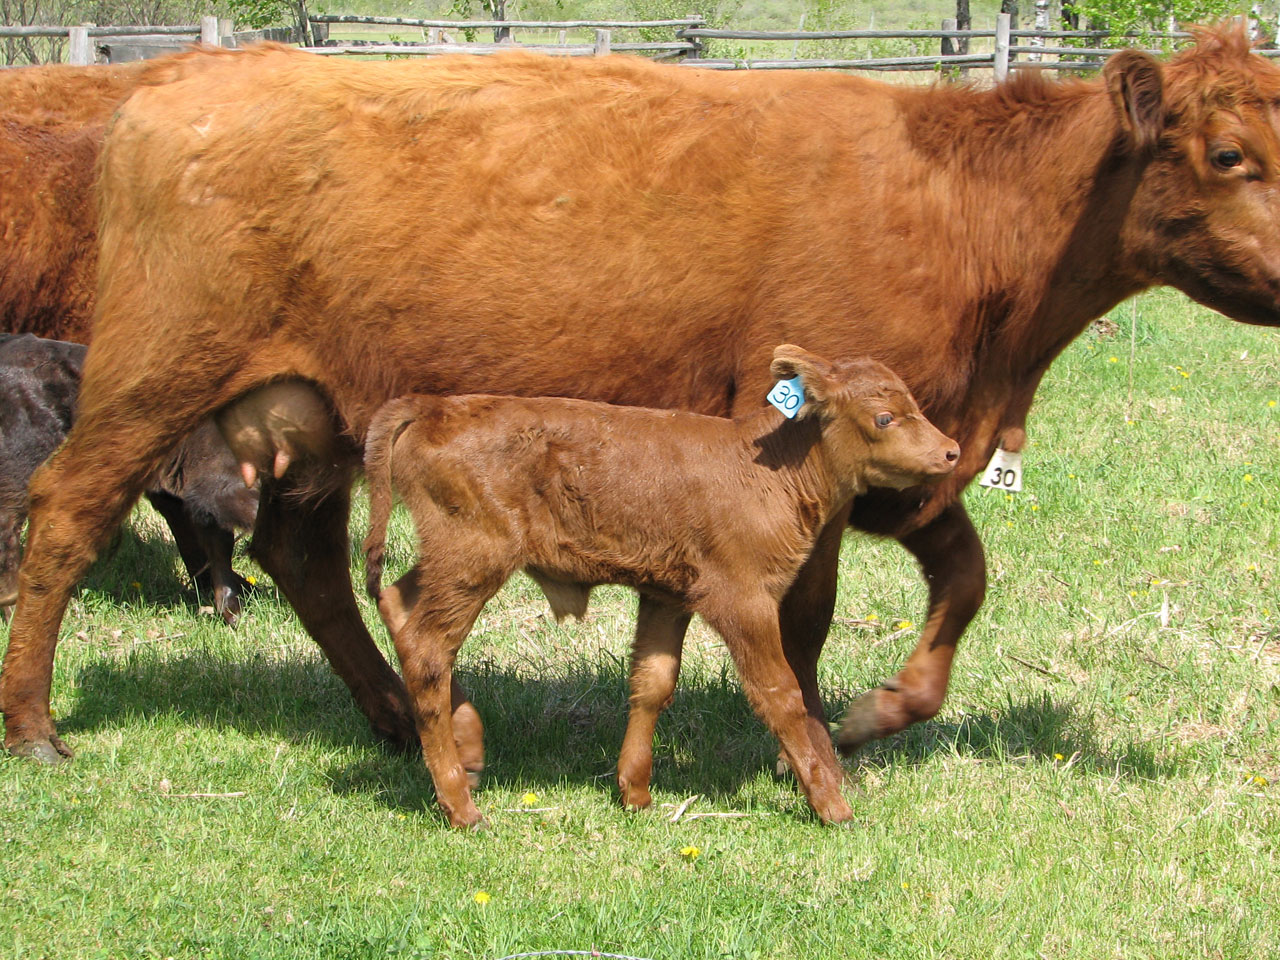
left=844, top=79, right=1153, bottom=534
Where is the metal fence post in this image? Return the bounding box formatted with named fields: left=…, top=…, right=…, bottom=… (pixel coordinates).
left=68, top=24, right=92, bottom=64
left=994, top=12, right=1011, bottom=81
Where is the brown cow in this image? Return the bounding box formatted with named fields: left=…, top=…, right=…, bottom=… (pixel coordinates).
left=361, top=348, right=959, bottom=826
left=6, top=30, right=1280, bottom=800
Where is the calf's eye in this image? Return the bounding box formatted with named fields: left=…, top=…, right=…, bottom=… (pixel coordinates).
left=875, top=413, right=893, bottom=428
left=1211, top=147, right=1244, bottom=170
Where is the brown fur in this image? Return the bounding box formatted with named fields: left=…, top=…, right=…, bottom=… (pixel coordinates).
left=6, top=27, right=1280, bottom=769
left=362, top=348, right=957, bottom=826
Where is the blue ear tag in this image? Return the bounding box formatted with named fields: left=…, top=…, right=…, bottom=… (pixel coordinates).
left=767, top=376, right=805, bottom=419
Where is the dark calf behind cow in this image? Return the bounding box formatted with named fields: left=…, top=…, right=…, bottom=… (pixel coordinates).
left=7, top=30, right=1280, bottom=771
left=0, top=334, right=256, bottom=622
left=361, top=347, right=959, bottom=827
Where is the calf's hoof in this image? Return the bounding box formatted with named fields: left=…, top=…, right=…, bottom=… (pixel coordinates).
left=775, top=754, right=793, bottom=778
left=7, top=736, right=73, bottom=764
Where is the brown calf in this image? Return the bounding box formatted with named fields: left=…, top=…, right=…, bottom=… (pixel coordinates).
left=361, top=347, right=959, bottom=827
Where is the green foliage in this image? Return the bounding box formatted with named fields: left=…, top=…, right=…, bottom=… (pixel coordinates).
left=1066, top=0, right=1248, bottom=46
left=226, top=0, right=291, bottom=28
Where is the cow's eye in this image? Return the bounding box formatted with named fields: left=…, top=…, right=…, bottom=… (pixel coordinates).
left=875, top=413, right=893, bottom=428
left=1211, top=146, right=1244, bottom=170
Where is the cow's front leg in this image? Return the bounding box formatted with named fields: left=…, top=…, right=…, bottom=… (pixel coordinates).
left=836, top=502, right=986, bottom=752
left=249, top=479, right=418, bottom=750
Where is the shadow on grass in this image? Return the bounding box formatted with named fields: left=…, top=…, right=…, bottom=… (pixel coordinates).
left=849, top=690, right=1177, bottom=780
left=63, top=638, right=1180, bottom=816
left=75, top=522, right=248, bottom=618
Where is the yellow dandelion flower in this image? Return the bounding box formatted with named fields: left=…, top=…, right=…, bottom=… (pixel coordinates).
left=1006, top=521, right=1014, bottom=528
left=521, top=792, right=539, bottom=806
left=1054, top=753, right=1065, bottom=761
left=246, top=575, right=258, bottom=586
left=865, top=614, right=879, bottom=622
left=1031, top=505, right=1039, bottom=511
left=1180, top=371, right=1189, bottom=378
left=1269, top=400, right=1277, bottom=408
left=1129, top=591, right=1137, bottom=597
left=900, top=881, right=909, bottom=890
left=1244, top=474, right=1254, bottom=483
left=1248, top=564, right=1258, bottom=572
left=131, top=581, right=142, bottom=589
left=1108, top=356, right=1119, bottom=363
left=473, top=891, right=491, bottom=905
left=895, top=620, right=914, bottom=630
left=1251, top=775, right=1269, bottom=787
left=680, top=845, right=701, bottom=861
left=1094, top=559, right=1103, bottom=566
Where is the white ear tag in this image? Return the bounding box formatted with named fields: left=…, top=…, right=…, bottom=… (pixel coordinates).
left=767, top=376, right=805, bottom=419
left=979, top=447, right=1023, bottom=492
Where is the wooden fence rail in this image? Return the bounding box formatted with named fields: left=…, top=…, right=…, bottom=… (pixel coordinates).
left=8, top=12, right=1279, bottom=73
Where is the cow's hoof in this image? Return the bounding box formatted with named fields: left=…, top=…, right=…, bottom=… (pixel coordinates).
left=8, top=736, right=72, bottom=764
left=775, top=754, right=793, bottom=778
left=835, top=692, right=881, bottom=756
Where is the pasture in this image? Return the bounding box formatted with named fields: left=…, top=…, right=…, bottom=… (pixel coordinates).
left=1, top=287, right=1277, bottom=958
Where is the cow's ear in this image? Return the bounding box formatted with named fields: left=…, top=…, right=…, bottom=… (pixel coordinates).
left=1105, top=49, right=1166, bottom=154
left=770, top=344, right=835, bottom=412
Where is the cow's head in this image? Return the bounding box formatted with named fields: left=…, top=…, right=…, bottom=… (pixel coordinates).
left=1117, top=24, right=1280, bottom=326
left=769, top=345, right=960, bottom=492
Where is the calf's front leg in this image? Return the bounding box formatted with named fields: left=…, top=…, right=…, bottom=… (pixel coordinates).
left=705, top=600, right=852, bottom=824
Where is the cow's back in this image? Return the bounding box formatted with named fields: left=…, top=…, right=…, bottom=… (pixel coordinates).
left=92, top=47, right=917, bottom=438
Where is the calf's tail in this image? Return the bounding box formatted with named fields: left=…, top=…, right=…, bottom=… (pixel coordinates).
left=361, top=398, right=420, bottom=601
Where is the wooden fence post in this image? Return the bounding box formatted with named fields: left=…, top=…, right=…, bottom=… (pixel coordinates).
left=593, top=28, right=611, bottom=56
left=200, top=15, right=219, bottom=45
left=994, top=12, right=1011, bottom=81
left=68, top=24, right=92, bottom=64
left=218, top=18, right=233, bottom=46
left=941, top=17, right=956, bottom=57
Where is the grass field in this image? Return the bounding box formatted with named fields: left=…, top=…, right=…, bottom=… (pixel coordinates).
left=2, top=287, right=1278, bottom=958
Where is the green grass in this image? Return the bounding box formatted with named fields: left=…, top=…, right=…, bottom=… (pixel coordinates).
left=2, top=288, right=1278, bottom=959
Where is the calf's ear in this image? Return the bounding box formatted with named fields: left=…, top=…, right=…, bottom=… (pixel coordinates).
left=770, top=344, right=836, bottom=408
left=1104, top=49, right=1166, bottom=154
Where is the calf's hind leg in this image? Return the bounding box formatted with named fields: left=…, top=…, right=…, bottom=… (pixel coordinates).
left=378, top=574, right=484, bottom=784
left=250, top=478, right=419, bottom=750
left=617, top=595, right=691, bottom=810
left=378, top=567, right=494, bottom=828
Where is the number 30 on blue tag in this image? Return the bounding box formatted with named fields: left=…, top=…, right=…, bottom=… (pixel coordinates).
left=767, top=376, right=805, bottom=418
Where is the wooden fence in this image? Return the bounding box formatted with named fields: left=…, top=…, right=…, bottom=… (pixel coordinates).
left=6, top=12, right=1278, bottom=76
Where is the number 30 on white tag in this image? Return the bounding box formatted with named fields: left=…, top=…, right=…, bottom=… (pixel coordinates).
left=980, top=448, right=1023, bottom=492
left=767, top=376, right=805, bottom=419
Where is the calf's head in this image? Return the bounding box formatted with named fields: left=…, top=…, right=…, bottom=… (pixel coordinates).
left=769, top=345, right=959, bottom=491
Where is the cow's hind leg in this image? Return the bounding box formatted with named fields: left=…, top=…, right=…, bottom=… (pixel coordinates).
left=617, top=596, right=691, bottom=811
left=2, top=424, right=177, bottom=761
left=836, top=503, right=985, bottom=752
left=250, top=479, right=418, bottom=750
